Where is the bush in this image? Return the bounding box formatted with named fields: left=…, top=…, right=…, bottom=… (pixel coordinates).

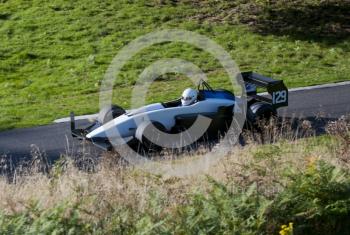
left=0, top=202, right=92, bottom=235
left=268, top=160, right=350, bottom=235
left=171, top=179, right=271, bottom=235
left=1, top=162, right=350, bottom=235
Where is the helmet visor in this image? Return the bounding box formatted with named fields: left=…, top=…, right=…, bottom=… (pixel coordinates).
left=181, top=96, right=193, bottom=101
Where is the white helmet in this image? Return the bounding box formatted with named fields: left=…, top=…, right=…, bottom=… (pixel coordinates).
left=181, top=88, right=197, bottom=106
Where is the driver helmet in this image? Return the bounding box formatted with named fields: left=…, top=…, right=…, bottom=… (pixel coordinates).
left=181, top=88, right=197, bottom=106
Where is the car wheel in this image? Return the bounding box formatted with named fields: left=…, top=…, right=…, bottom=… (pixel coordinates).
left=244, top=102, right=277, bottom=143
left=249, top=102, right=277, bottom=125
left=98, top=105, right=126, bottom=124
left=135, top=121, right=166, bottom=153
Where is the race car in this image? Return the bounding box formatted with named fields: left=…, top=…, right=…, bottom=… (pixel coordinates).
left=70, top=72, right=288, bottom=151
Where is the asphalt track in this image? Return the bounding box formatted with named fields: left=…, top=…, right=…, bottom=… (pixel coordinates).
left=0, top=82, right=349, bottom=162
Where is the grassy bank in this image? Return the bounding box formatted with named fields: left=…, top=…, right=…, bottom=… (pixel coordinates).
left=0, top=0, right=349, bottom=129
left=0, top=117, right=350, bottom=234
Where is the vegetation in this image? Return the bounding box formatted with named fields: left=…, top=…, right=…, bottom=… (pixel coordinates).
left=0, top=0, right=349, bottom=129
left=1, top=1, right=349, bottom=233
left=0, top=117, right=350, bottom=234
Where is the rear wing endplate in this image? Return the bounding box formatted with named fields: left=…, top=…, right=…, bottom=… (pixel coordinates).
left=241, top=72, right=288, bottom=108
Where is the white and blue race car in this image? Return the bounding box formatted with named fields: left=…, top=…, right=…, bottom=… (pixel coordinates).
left=71, top=72, right=288, bottom=151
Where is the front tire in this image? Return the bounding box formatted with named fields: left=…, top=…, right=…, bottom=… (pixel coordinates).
left=135, top=121, right=166, bottom=153
left=98, top=105, right=125, bottom=124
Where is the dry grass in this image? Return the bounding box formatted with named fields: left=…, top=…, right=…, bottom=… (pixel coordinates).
left=0, top=116, right=349, bottom=232
left=0, top=125, right=346, bottom=213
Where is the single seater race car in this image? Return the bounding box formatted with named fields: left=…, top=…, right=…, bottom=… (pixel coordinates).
left=70, top=72, right=288, bottom=151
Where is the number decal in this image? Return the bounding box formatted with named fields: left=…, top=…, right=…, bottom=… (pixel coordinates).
left=272, top=90, right=287, bottom=104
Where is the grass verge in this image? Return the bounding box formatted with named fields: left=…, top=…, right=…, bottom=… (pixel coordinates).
left=0, top=0, right=349, bottom=129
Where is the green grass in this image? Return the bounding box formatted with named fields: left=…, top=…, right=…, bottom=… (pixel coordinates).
left=0, top=0, right=349, bottom=129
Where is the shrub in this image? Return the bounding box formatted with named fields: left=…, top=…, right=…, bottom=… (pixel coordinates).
left=171, top=179, right=271, bottom=235
left=268, top=160, right=350, bottom=235
left=0, top=201, right=92, bottom=235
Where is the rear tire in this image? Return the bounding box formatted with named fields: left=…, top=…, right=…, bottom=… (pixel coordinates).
left=249, top=102, right=277, bottom=124
left=246, top=102, right=277, bottom=144
left=98, top=105, right=125, bottom=124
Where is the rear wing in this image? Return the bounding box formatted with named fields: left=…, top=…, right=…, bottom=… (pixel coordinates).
left=241, top=72, right=288, bottom=108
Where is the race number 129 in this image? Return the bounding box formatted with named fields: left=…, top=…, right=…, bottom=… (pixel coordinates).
left=272, top=90, right=287, bottom=104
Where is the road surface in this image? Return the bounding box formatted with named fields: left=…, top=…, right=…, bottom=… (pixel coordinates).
left=0, top=82, right=349, bottom=162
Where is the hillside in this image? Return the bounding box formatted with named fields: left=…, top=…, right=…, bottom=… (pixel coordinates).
left=0, top=0, right=349, bottom=129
